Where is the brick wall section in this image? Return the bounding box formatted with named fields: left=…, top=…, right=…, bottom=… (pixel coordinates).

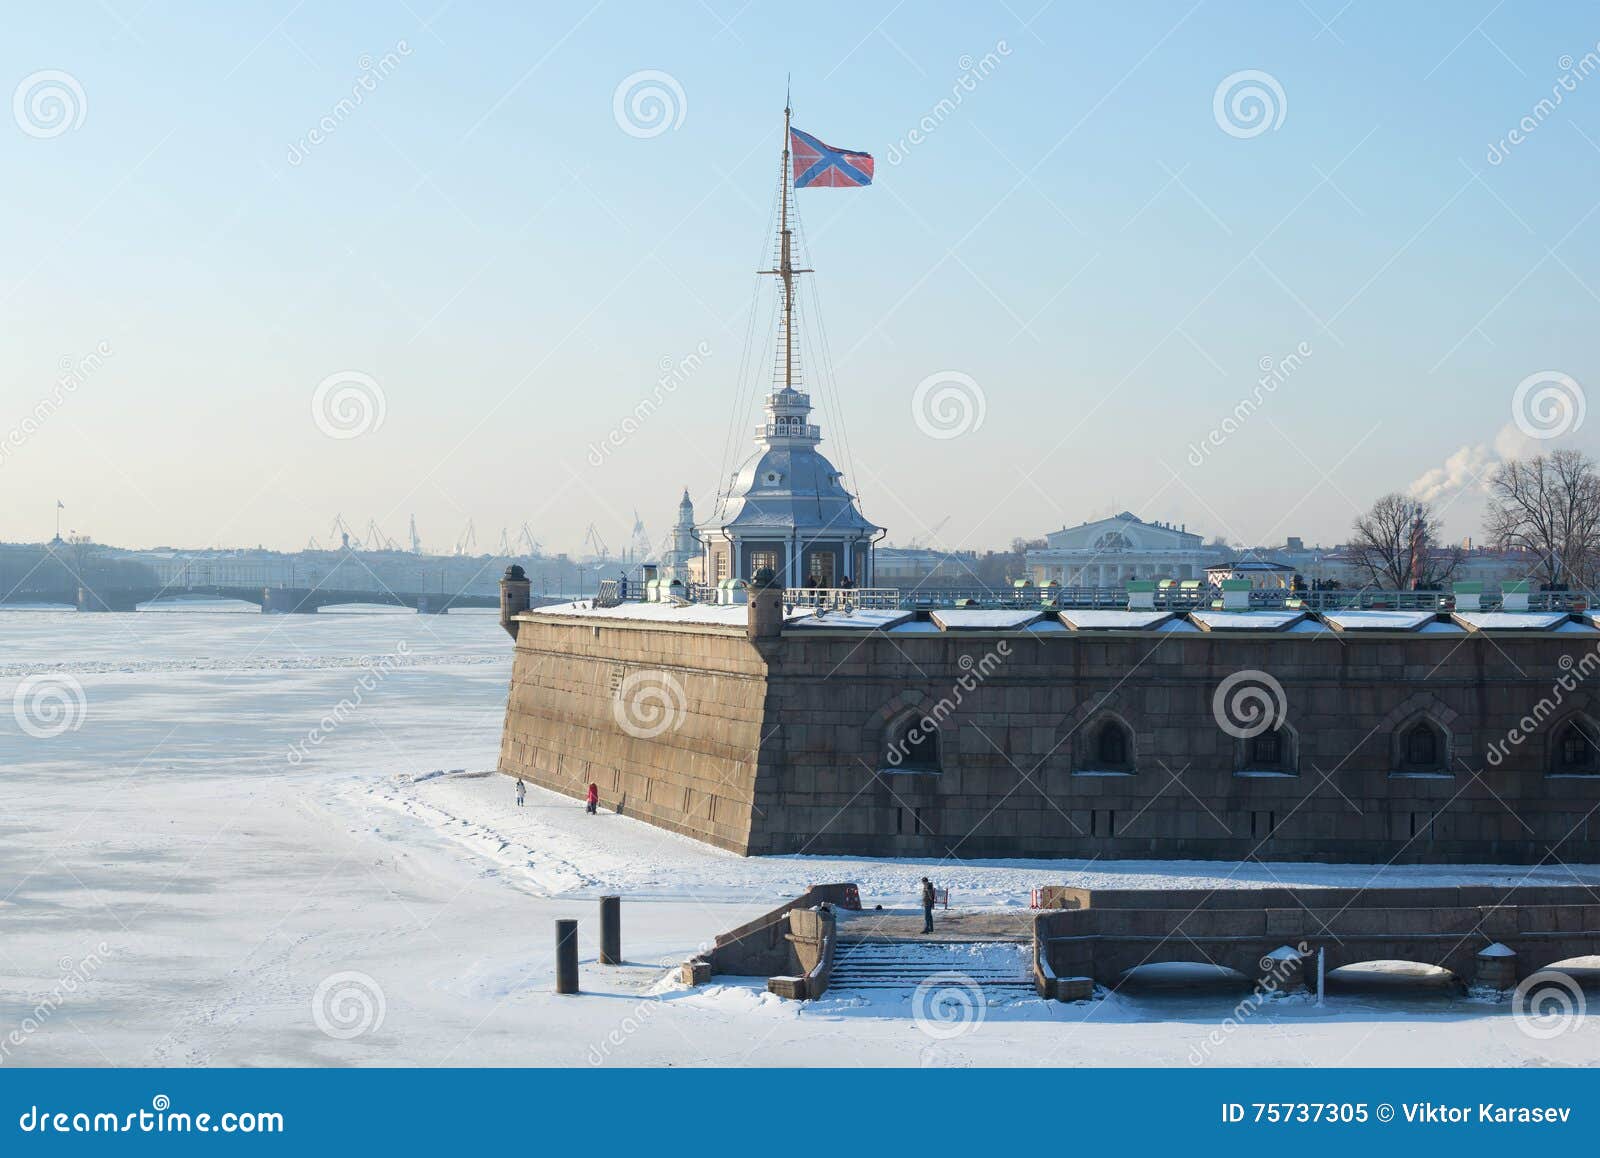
left=500, top=610, right=1600, bottom=863
left=498, top=612, right=778, bottom=852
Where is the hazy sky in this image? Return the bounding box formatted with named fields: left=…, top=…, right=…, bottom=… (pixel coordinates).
left=4, top=1, right=1597, bottom=556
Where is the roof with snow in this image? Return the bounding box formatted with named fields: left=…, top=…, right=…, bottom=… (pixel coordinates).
left=522, top=601, right=1595, bottom=637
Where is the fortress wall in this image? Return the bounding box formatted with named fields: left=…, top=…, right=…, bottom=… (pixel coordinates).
left=746, top=630, right=1600, bottom=862
left=498, top=614, right=773, bottom=853
left=496, top=607, right=1600, bottom=862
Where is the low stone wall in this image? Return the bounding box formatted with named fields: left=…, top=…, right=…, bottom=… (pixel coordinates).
left=1032, top=886, right=1600, bottom=997
left=1032, top=884, right=1600, bottom=910
left=772, top=906, right=836, bottom=1000
left=680, top=882, right=856, bottom=994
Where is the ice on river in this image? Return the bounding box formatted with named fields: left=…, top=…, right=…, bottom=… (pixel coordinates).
left=3, top=608, right=1599, bottom=1067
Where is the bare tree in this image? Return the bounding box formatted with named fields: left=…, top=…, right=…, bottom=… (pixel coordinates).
left=1485, top=449, right=1600, bottom=590
left=1348, top=493, right=1462, bottom=589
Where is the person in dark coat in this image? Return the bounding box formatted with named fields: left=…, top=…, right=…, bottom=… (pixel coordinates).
left=920, top=877, right=937, bottom=933
left=516, top=778, right=526, bottom=807
left=586, top=782, right=599, bottom=814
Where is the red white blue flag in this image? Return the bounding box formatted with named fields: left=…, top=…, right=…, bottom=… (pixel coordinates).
left=791, top=128, right=874, bottom=188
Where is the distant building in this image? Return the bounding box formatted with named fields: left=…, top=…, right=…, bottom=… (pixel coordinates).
left=1205, top=559, right=1297, bottom=589
left=875, top=546, right=979, bottom=587
left=1027, top=513, right=1214, bottom=586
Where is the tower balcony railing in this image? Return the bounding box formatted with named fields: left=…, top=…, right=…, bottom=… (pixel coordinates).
left=675, top=582, right=1589, bottom=614
left=784, top=587, right=902, bottom=610
left=756, top=422, right=820, bottom=439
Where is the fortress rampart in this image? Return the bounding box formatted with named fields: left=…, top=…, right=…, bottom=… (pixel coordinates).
left=496, top=582, right=1600, bottom=863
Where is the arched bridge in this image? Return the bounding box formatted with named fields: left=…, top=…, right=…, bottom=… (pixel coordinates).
left=4, top=585, right=507, bottom=614
left=1033, top=885, right=1600, bottom=997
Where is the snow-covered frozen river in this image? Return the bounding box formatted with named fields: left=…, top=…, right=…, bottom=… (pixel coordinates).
left=4, top=606, right=1598, bottom=1067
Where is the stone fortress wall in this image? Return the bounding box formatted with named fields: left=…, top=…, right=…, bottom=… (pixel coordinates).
left=497, top=581, right=1600, bottom=863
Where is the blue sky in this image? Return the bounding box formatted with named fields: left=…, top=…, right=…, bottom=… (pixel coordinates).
left=3, top=1, right=1597, bottom=555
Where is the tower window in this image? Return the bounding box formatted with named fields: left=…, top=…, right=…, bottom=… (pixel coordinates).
left=1088, top=719, right=1132, bottom=772
left=1249, top=732, right=1281, bottom=766
left=1406, top=725, right=1437, bottom=767
left=1556, top=721, right=1598, bottom=774
left=1397, top=721, right=1445, bottom=773
left=887, top=717, right=940, bottom=772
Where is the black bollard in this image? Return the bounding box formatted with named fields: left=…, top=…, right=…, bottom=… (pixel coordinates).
left=555, top=919, right=579, bottom=994
left=599, top=896, right=621, bottom=965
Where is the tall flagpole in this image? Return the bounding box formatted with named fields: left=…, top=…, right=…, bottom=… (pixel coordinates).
left=780, top=89, right=794, bottom=392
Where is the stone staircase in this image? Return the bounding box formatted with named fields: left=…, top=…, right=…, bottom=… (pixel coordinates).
left=829, top=940, right=1035, bottom=993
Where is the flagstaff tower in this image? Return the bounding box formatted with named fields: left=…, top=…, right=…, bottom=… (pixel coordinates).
left=699, top=98, right=882, bottom=588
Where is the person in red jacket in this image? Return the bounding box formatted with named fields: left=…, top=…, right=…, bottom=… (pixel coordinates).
left=585, top=782, right=599, bottom=814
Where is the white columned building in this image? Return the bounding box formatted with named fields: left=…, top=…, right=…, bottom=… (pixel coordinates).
left=1026, top=513, right=1218, bottom=586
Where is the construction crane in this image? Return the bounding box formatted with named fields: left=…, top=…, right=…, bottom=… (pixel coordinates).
left=455, top=519, right=477, bottom=556
left=905, top=515, right=952, bottom=551
left=629, top=511, right=653, bottom=564
left=497, top=527, right=512, bottom=556
left=408, top=514, right=422, bottom=555
left=516, top=523, right=543, bottom=558
left=584, top=522, right=609, bottom=559
left=365, top=519, right=397, bottom=552
left=329, top=514, right=357, bottom=551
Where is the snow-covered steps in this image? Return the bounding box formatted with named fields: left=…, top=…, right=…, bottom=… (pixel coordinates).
left=829, top=940, right=1035, bottom=992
